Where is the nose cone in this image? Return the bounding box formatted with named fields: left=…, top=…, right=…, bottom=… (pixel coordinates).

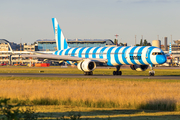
left=156, top=55, right=167, bottom=64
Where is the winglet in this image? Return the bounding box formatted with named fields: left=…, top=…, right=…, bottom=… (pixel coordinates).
left=52, top=18, right=69, bottom=50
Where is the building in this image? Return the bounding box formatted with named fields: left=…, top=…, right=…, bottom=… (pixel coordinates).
left=0, top=43, right=9, bottom=51
left=174, top=40, right=180, bottom=45
left=36, top=39, right=57, bottom=51
left=161, top=39, right=180, bottom=52
left=36, top=39, right=116, bottom=51
left=23, top=43, right=38, bottom=51
left=0, top=39, right=12, bottom=51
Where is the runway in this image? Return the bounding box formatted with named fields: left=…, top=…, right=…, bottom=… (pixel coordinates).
left=0, top=73, right=180, bottom=79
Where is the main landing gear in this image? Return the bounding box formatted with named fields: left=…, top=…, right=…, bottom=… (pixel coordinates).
left=113, top=65, right=122, bottom=75
left=84, top=71, right=93, bottom=75
left=149, top=64, right=155, bottom=76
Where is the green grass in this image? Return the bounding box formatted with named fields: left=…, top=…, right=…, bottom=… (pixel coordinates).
left=0, top=66, right=180, bottom=76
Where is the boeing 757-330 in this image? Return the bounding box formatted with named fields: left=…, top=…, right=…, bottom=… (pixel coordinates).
left=21, top=18, right=167, bottom=76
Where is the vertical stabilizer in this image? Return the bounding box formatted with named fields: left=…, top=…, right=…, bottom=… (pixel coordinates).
left=52, top=18, right=69, bottom=50
left=169, top=43, right=172, bottom=55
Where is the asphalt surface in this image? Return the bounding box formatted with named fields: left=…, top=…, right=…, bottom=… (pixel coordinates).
left=0, top=73, right=180, bottom=79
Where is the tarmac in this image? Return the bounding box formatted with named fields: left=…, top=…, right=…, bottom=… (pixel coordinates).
left=0, top=73, right=179, bottom=79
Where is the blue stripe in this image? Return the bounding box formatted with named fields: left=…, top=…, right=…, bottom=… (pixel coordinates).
left=137, top=46, right=146, bottom=65
left=57, top=25, right=61, bottom=50
left=99, top=47, right=107, bottom=59
left=54, top=51, right=58, bottom=55
left=65, top=48, right=72, bottom=55
left=107, top=47, right=115, bottom=66
left=129, top=46, right=137, bottom=65
left=114, top=47, right=123, bottom=65
left=71, top=48, right=79, bottom=56
left=85, top=47, right=93, bottom=58
left=78, top=47, right=86, bottom=57
left=64, top=39, right=68, bottom=49
left=146, top=47, right=155, bottom=64
left=66, top=61, right=71, bottom=65
left=92, top=47, right=100, bottom=58
left=122, top=46, right=130, bottom=65
left=59, top=50, right=63, bottom=55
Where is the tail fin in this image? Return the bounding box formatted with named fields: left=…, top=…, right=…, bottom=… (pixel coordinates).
left=169, top=43, right=172, bottom=55
left=52, top=18, right=69, bottom=50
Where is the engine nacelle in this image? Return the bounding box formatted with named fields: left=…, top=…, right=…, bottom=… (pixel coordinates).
left=77, top=60, right=96, bottom=72
left=130, top=65, right=149, bottom=71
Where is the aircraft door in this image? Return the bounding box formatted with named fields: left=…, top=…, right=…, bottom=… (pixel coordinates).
left=146, top=49, right=150, bottom=60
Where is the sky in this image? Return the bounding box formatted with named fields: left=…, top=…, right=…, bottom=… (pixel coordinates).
left=0, top=0, right=180, bottom=45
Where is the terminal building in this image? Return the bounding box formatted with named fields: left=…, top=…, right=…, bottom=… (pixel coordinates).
left=36, top=39, right=116, bottom=51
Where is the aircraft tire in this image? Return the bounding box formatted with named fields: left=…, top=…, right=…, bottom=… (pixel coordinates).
left=149, top=72, right=154, bottom=76
left=84, top=71, right=93, bottom=75
left=118, top=71, right=122, bottom=75
left=113, top=71, right=116, bottom=75
left=113, top=71, right=122, bottom=75
left=89, top=71, right=93, bottom=75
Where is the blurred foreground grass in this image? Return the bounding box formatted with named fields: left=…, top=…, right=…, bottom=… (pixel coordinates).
left=0, top=66, right=180, bottom=119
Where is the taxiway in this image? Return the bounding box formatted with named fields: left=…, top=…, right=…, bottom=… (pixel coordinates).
left=0, top=73, right=179, bottom=79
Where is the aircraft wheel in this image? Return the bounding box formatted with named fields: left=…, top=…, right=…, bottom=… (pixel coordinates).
left=149, top=72, right=154, bottom=76
left=118, top=71, right=122, bottom=75
left=113, top=71, right=116, bottom=75
left=89, top=71, right=93, bottom=75
left=84, top=71, right=93, bottom=75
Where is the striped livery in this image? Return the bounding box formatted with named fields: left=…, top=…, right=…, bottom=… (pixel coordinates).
left=20, top=18, right=167, bottom=76
left=53, top=46, right=167, bottom=66
left=51, top=18, right=167, bottom=76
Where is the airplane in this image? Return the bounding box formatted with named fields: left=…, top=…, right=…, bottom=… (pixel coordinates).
left=21, top=18, right=167, bottom=76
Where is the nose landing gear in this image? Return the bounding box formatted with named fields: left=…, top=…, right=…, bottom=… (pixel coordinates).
left=149, top=64, right=155, bottom=76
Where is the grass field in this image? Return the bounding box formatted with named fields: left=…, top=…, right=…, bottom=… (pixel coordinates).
left=0, top=66, right=180, bottom=76
left=0, top=66, right=180, bottom=119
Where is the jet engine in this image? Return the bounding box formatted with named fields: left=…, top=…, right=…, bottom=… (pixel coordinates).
left=77, top=59, right=96, bottom=72
left=130, top=65, right=149, bottom=71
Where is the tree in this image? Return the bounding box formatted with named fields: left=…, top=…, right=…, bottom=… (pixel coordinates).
left=114, top=39, right=118, bottom=45
left=143, top=39, right=147, bottom=46
left=138, top=39, right=151, bottom=46
left=140, top=39, right=143, bottom=46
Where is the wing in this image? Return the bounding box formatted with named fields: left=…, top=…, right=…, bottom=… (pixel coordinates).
left=20, top=54, right=108, bottom=63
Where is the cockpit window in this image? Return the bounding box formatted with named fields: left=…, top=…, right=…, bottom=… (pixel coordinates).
left=152, top=52, right=164, bottom=55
